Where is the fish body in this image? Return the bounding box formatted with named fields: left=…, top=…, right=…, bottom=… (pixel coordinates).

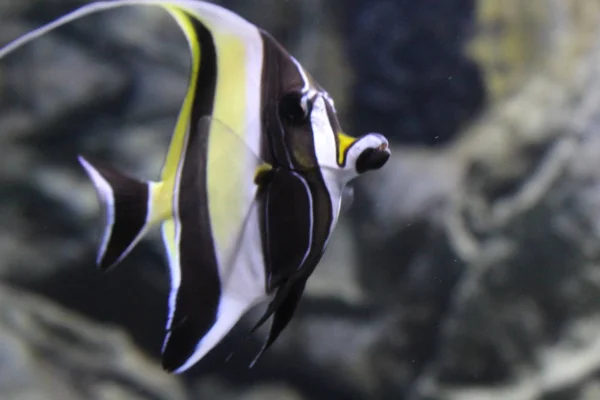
left=0, top=0, right=391, bottom=373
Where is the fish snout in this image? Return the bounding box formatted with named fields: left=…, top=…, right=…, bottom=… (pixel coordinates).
left=355, top=133, right=390, bottom=173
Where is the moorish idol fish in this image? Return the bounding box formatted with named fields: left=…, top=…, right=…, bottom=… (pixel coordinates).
left=0, top=0, right=391, bottom=373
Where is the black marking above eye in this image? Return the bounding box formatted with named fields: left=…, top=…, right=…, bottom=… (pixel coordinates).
left=279, top=92, right=309, bottom=126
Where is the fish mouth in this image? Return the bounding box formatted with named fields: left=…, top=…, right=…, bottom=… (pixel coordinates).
left=377, top=142, right=390, bottom=152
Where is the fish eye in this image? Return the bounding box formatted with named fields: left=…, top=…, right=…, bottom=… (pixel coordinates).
left=279, top=91, right=310, bottom=126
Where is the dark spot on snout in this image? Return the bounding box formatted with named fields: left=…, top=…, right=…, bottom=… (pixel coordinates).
left=356, top=148, right=390, bottom=173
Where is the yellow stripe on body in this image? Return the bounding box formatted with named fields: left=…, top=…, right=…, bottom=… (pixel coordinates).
left=149, top=4, right=258, bottom=268
left=164, top=4, right=257, bottom=265
left=161, top=218, right=178, bottom=272
left=150, top=6, right=202, bottom=224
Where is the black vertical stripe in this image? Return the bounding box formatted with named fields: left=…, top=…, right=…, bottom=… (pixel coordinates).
left=259, top=30, right=291, bottom=168
left=259, top=30, right=318, bottom=171
left=252, top=165, right=338, bottom=359
left=252, top=27, right=348, bottom=357
left=258, top=168, right=312, bottom=292
left=161, top=16, right=221, bottom=373
left=257, top=168, right=335, bottom=290
left=257, top=31, right=337, bottom=290
left=299, top=169, right=334, bottom=277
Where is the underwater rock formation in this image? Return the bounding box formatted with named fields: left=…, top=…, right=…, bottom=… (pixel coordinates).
left=350, top=2, right=600, bottom=399
left=0, top=282, right=186, bottom=400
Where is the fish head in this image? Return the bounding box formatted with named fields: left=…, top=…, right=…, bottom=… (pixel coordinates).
left=306, top=89, right=390, bottom=184
left=273, top=83, right=390, bottom=175
left=260, top=32, right=390, bottom=182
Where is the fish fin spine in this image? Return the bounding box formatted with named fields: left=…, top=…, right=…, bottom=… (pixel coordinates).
left=78, top=155, right=166, bottom=270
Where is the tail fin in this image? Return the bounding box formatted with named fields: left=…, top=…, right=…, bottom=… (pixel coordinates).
left=78, top=155, right=157, bottom=270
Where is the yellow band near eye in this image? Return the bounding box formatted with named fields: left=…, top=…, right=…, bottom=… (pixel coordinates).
left=337, top=132, right=358, bottom=166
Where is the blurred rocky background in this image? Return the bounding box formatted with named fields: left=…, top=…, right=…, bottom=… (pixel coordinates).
left=1, top=0, right=600, bottom=399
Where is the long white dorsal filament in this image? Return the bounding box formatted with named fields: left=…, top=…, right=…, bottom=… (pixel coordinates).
left=0, top=0, right=206, bottom=59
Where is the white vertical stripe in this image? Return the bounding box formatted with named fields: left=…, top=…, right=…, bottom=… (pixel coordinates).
left=164, top=123, right=190, bottom=332
left=243, top=30, right=264, bottom=160
left=173, top=295, right=247, bottom=373
left=310, top=96, right=344, bottom=236
left=311, top=96, right=339, bottom=171
left=290, top=56, right=310, bottom=92
left=290, top=55, right=318, bottom=98
left=290, top=171, right=314, bottom=271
